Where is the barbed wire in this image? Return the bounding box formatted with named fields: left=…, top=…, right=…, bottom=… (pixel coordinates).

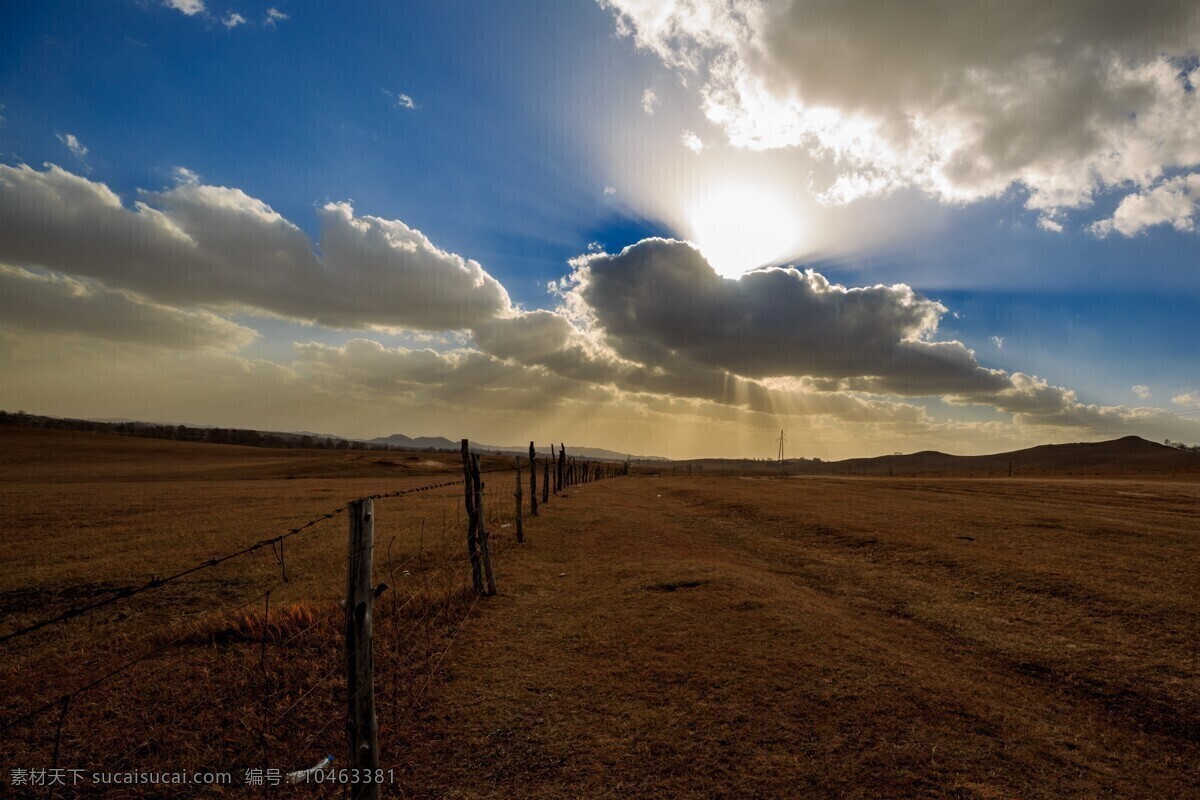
left=5, top=450, right=627, bottom=781
left=0, top=579, right=287, bottom=734
left=0, top=477, right=487, bottom=742
left=0, top=480, right=467, bottom=647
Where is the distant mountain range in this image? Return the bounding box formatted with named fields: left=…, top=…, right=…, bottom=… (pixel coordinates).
left=365, top=433, right=665, bottom=462
left=0, top=410, right=666, bottom=460
left=823, top=435, right=1198, bottom=474
left=674, top=435, right=1199, bottom=476
left=9, top=411, right=1191, bottom=471
left=365, top=433, right=461, bottom=451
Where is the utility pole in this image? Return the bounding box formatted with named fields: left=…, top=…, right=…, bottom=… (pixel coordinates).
left=776, top=429, right=786, bottom=473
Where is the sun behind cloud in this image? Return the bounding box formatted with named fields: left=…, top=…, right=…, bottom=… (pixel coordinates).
left=684, top=179, right=805, bottom=277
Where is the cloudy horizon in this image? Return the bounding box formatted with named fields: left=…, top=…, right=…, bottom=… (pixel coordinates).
left=1, top=1, right=1198, bottom=460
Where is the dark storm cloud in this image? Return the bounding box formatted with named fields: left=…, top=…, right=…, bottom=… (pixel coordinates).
left=566, top=238, right=1009, bottom=393
left=552, top=238, right=1105, bottom=420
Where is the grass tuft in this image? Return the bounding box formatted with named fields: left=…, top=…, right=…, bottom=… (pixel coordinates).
left=171, top=601, right=336, bottom=646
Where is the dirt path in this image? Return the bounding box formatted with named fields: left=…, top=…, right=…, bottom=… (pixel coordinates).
left=397, top=476, right=1198, bottom=799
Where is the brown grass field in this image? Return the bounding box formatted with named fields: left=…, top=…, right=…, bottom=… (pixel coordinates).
left=2, top=427, right=1198, bottom=798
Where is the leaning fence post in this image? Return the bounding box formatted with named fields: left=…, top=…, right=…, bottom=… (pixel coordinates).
left=461, top=440, right=484, bottom=595
left=529, top=442, right=538, bottom=516
left=472, top=453, right=497, bottom=596
left=345, top=498, right=380, bottom=800
left=514, top=455, right=525, bottom=543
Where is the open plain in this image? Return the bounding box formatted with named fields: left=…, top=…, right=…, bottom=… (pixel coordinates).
left=1, top=428, right=1198, bottom=798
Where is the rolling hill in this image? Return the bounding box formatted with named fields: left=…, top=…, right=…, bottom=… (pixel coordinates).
left=672, top=435, right=1200, bottom=478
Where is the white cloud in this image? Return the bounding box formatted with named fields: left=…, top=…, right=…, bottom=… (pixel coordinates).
left=316, top=200, right=511, bottom=328
left=1173, top=392, right=1200, bottom=406
left=383, top=89, right=417, bottom=110
left=603, top=185, right=617, bottom=196
left=990, top=336, right=1004, bottom=349
left=641, top=88, right=659, bottom=115
left=173, top=166, right=200, bottom=184
left=0, top=163, right=1179, bottom=446
left=2, top=332, right=938, bottom=458
left=0, top=264, right=256, bottom=351
left=163, top=0, right=205, bottom=16
left=296, top=338, right=556, bottom=392
left=1132, top=384, right=1151, bottom=400
left=222, top=11, right=246, bottom=29
left=470, top=308, right=934, bottom=425
left=55, top=133, right=88, bottom=161
left=0, top=164, right=511, bottom=331
left=264, top=7, right=288, bottom=27
left=681, top=130, right=704, bottom=153
left=1091, top=173, right=1200, bottom=237
left=600, top=1, right=1200, bottom=224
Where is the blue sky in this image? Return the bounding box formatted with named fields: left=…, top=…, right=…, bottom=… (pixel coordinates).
left=1, top=1, right=657, bottom=298
left=1, top=0, right=1198, bottom=458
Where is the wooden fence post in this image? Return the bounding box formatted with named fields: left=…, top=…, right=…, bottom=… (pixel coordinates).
left=543, top=459, right=550, bottom=504
left=472, top=453, right=497, bottom=596
left=514, top=456, right=524, bottom=543
left=461, top=440, right=484, bottom=595
left=345, top=498, right=379, bottom=800
left=529, top=442, right=538, bottom=516
left=558, top=443, right=566, bottom=491
left=550, top=445, right=558, bottom=495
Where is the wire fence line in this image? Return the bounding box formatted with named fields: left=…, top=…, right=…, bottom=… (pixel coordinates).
left=0, top=479, right=470, bottom=648
left=0, top=440, right=629, bottom=797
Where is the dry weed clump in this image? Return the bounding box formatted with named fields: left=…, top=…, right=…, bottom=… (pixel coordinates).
left=167, top=601, right=337, bottom=647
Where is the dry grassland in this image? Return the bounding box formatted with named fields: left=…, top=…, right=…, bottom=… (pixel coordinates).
left=403, top=476, right=1199, bottom=798
left=1, top=428, right=523, bottom=798
left=2, top=428, right=1198, bottom=798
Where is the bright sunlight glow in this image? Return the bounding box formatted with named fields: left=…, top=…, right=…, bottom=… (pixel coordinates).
left=685, top=180, right=805, bottom=278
